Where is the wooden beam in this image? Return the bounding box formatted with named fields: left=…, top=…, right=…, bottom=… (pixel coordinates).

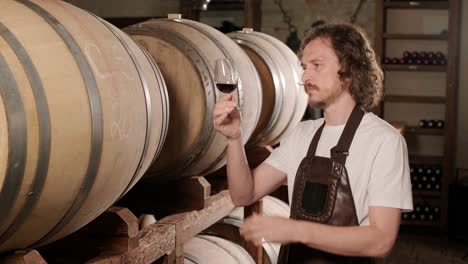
left=117, top=223, right=176, bottom=264
left=180, top=0, right=200, bottom=20
left=158, top=190, right=235, bottom=245
left=0, top=250, right=46, bottom=264
left=244, top=0, right=262, bottom=31
left=244, top=199, right=264, bottom=263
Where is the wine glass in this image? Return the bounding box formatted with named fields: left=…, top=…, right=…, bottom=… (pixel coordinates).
left=214, top=58, right=239, bottom=94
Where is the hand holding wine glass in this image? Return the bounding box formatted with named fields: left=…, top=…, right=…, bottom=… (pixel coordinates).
left=213, top=58, right=241, bottom=140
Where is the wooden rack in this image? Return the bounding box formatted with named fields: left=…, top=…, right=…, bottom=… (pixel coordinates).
left=0, top=146, right=276, bottom=263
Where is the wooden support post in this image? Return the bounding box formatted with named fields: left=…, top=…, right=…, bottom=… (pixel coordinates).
left=0, top=250, right=47, bottom=264
left=35, top=207, right=139, bottom=263
left=180, top=0, right=200, bottom=20
left=116, top=223, right=175, bottom=264
left=158, top=190, right=235, bottom=264
left=244, top=199, right=264, bottom=264
left=244, top=0, right=262, bottom=31
left=118, top=176, right=212, bottom=218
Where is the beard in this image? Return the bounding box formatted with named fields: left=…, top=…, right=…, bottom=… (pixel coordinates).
left=306, top=83, right=344, bottom=108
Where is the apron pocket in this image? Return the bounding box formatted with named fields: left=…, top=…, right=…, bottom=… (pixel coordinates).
left=302, top=180, right=329, bottom=215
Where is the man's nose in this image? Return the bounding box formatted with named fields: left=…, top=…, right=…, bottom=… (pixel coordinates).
left=301, top=70, right=311, bottom=83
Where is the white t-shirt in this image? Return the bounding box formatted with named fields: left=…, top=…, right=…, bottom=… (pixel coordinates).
left=265, top=112, right=413, bottom=226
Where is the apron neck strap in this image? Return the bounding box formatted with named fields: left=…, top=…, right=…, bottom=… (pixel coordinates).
left=306, top=105, right=365, bottom=164
left=306, top=122, right=325, bottom=157
left=330, top=105, right=365, bottom=164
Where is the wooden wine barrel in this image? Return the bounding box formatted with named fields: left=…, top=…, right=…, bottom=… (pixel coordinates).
left=205, top=196, right=290, bottom=264
left=228, top=29, right=309, bottom=147
left=0, top=0, right=168, bottom=252
left=124, top=15, right=262, bottom=179
left=184, top=235, right=256, bottom=264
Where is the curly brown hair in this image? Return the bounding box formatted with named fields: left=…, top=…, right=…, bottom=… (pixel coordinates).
left=298, top=23, right=383, bottom=111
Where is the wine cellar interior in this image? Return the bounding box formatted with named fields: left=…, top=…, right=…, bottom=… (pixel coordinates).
left=1, top=0, right=468, bottom=263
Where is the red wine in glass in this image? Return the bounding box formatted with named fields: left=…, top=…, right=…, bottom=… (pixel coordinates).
left=214, top=58, right=239, bottom=94
left=215, top=83, right=237, bottom=93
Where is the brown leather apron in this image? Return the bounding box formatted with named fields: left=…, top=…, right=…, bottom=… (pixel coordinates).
left=278, top=105, right=374, bottom=264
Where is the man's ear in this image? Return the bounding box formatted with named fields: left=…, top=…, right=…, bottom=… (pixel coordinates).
left=340, top=76, right=351, bottom=91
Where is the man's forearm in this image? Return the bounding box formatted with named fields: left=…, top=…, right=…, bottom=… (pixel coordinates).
left=226, top=136, right=255, bottom=206
left=289, top=220, right=395, bottom=258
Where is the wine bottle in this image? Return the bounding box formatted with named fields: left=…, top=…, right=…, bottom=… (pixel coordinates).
left=391, top=57, right=399, bottom=64
left=423, top=204, right=431, bottom=213
left=415, top=203, right=422, bottom=213
left=402, top=213, right=409, bottom=220
left=427, top=120, right=435, bottom=128
left=436, top=120, right=445, bottom=128
left=417, top=166, right=424, bottom=175
left=435, top=51, right=445, bottom=60
left=421, top=174, right=428, bottom=183
left=419, top=213, right=427, bottom=221
left=433, top=206, right=440, bottom=220
left=402, top=51, right=411, bottom=59
left=383, top=57, right=391, bottom=64
left=419, top=51, right=427, bottom=59
left=427, top=51, right=435, bottom=59
left=425, top=182, right=432, bottom=191
left=411, top=51, right=419, bottom=59
left=419, top=120, right=428, bottom=128
left=426, top=167, right=433, bottom=175
left=412, top=174, right=419, bottom=190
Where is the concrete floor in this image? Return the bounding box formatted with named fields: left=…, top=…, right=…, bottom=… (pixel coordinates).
left=377, top=233, right=468, bottom=264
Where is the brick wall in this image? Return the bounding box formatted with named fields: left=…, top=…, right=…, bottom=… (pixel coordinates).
left=261, top=0, right=375, bottom=45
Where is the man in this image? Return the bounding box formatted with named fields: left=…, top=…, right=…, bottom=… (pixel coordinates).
left=212, top=23, right=413, bottom=263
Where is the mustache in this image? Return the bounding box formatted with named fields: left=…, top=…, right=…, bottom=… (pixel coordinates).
left=301, top=82, right=319, bottom=91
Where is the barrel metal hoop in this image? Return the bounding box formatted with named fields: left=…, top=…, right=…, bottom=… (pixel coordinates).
left=0, top=22, right=51, bottom=244
left=252, top=32, right=303, bottom=143
left=137, top=45, right=169, bottom=166
left=231, top=37, right=284, bottom=145
left=15, top=0, right=104, bottom=247
left=124, top=25, right=214, bottom=175
left=197, top=235, right=251, bottom=263
left=165, top=19, right=237, bottom=174
left=91, top=15, right=152, bottom=197
left=0, top=52, right=28, bottom=240
left=183, top=252, right=203, bottom=264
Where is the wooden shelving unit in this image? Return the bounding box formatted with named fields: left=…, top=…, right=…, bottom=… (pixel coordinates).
left=375, top=0, right=461, bottom=232
left=401, top=220, right=440, bottom=227
left=405, top=126, right=444, bottom=136
left=384, top=95, right=446, bottom=104
left=383, top=33, right=449, bottom=40
left=383, top=1, right=449, bottom=9
left=382, top=64, right=447, bottom=72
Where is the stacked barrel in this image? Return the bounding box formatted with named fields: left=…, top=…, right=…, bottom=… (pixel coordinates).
left=0, top=0, right=303, bottom=256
